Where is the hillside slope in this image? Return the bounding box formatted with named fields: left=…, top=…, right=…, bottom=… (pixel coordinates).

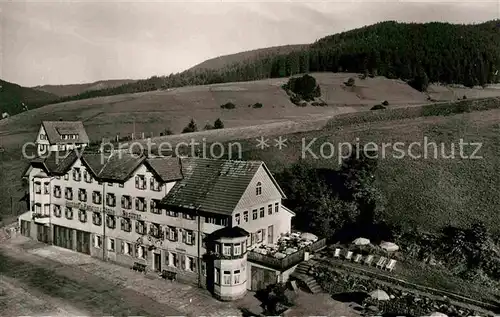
left=0, top=79, right=59, bottom=116
left=33, top=79, right=137, bottom=97
left=54, top=20, right=500, bottom=103
left=188, top=44, right=308, bottom=71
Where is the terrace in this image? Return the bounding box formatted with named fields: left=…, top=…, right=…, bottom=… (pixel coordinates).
left=247, top=231, right=327, bottom=271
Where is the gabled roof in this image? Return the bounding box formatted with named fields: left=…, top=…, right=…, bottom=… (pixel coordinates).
left=144, top=157, right=183, bottom=182
left=41, top=121, right=90, bottom=145
left=161, top=158, right=264, bottom=215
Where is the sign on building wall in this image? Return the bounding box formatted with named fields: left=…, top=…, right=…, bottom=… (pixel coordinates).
left=65, top=201, right=142, bottom=219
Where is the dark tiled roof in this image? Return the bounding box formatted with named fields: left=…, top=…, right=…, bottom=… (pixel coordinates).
left=145, top=157, right=183, bottom=182
left=41, top=121, right=90, bottom=145
left=27, top=151, right=80, bottom=175
left=98, top=152, right=146, bottom=182
left=161, top=158, right=263, bottom=215
left=209, top=226, right=249, bottom=240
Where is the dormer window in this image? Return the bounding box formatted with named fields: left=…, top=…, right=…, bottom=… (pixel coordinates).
left=256, top=182, right=262, bottom=196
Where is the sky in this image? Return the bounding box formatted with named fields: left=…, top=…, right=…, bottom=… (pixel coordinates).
left=0, top=0, right=499, bottom=87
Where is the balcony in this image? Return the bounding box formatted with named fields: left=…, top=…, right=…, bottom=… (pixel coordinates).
left=247, top=234, right=326, bottom=271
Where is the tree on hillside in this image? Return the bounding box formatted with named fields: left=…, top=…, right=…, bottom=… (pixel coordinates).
left=408, top=70, right=430, bottom=92
left=339, top=147, right=385, bottom=229
left=283, top=74, right=321, bottom=101
left=182, top=119, right=198, bottom=133
left=213, top=118, right=224, bottom=129
left=204, top=123, right=213, bottom=130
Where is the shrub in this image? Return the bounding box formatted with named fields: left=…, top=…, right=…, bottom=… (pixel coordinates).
left=371, top=104, right=386, bottom=110
left=345, top=77, right=356, bottom=87
left=382, top=100, right=389, bottom=106
left=252, top=102, right=263, bottom=109
left=220, top=102, right=236, bottom=109
left=213, top=118, right=224, bottom=129
left=182, top=119, right=198, bottom=133
left=283, top=74, right=321, bottom=101
left=408, top=72, right=429, bottom=92
left=204, top=123, right=213, bottom=130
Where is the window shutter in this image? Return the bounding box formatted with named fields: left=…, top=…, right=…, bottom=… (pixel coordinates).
left=251, top=233, right=255, bottom=245
left=174, top=228, right=178, bottom=241
left=121, top=196, right=125, bottom=208
left=192, top=232, right=196, bottom=246
left=180, top=255, right=186, bottom=269
left=135, top=198, right=139, bottom=211
left=150, top=177, right=154, bottom=190
left=135, top=176, right=139, bottom=188
left=135, top=222, right=140, bottom=234
left=193, top=257, right=197, bottom=272
left=182, top=230, right=186, bottom=243
left=262, top=228, right=266, bottom=242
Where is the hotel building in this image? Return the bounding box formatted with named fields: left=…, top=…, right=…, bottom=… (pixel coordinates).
left=17, top=122, right=325, bottom=301
left=35, top=121, right=89, bottom=156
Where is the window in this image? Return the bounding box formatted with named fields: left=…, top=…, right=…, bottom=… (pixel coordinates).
left=137, top=245, right=147, bottom=259
left=72, top=168, right=81, bottom=181
left=106, top=215, right=116, bottom=229
left=98, top=181, right=102, bottom=185
left=108, top=238, right=115, bottom=252
left=136, top=220, right=146, bottom=235
left=242, top=242, right=246, bottom=254
left=92, top=212, right=102, bottom=226
left=183, top=213, right=195, bottom=220
left=215, top=244, right=221, bottom=254
left=259, top=207, right=265, bottom=218
left=234, top=243, right=241, bottom=256
left=108, top=182, right=113, bottom=187
left=34, top=203, right=41, bottom=214
left=78, top=189, right=87, bottom=202
left=34, top=182, right=41, bottom=194
left=65, top=207, right=73, bottom=220
left=252, top=209, right=258, bottom=220
left=54, top=204, right=61, bottom=217
left=149, top=223, right=162, bottom=238
left=106, top=193, right=116, bottom=207
left=84, top=170, right=92, bottom=183
left=40, top=133, right=46, bottom=140
left=78, top=210, right=87, bottom=223
left=275, top=202, right=279, bottom=213
left=65, top=187, right=73, bottom=200
left=183, top=230, right=194, bottom=245
left=53, top=185, right=61, bottom=198
left=256, top=182, right=262, bottom=195
left=43, top=204, right=50, bottom=216
left=167, top=226, right=177, bottom=241
left=123, top=242, right=132, bottom=255
left=150, top=177, right=162, bottom=191
left=235, top=213, right=240, bottom=225
left=135, top=175, right=146, bottom=190
left=256, top=230, right=263, bottom=243
left=268, top=204, right=272, bottom=215
left=223, top=271, right=231, bottom=285
left=170, top=252, right=177, bottom=267
left=201, top=261, right=206, bottom=276
left=94, top=235, right=102, bottom=249
left=56, top=176, right=61, bottom=180
left=43, top=182, right=50, bottom=194
left=135, top=197, right=146, bottom=212
left=233, top=270, right=241, bottom=284
left=121, top=217, right=132, bottom=232
left=166, top=210, right=178, bottom=217
left=150, top=199, right=160, bottom=214
left=119, top=183, right=124, bottom=188
left=121, top=195, right=132, bottom=209
left=244, top=211, right=248, bottom=222
left=186, top=256, right=195, bottom=271
left=64, top=174, right=69, bottom=181
left=223, top=244, right=231, bottom=256
left=215, top=268, right=221, bottom=284
left=92, top=191, right=102, bottom=204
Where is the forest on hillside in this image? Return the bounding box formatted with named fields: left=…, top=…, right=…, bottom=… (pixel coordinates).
left=4, top=20, right=500, bottom=115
